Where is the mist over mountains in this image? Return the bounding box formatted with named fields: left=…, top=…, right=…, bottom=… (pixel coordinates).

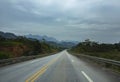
left=0, top=31, right=78, bottom=48
left=25, top=34, right=79, bottom=48
left=25, top=34, right=58, bottom=42
left=0, top=31, right=17, bottom=39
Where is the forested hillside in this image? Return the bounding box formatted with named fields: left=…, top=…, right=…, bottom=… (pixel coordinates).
left=0, top=35, right=60, bottom=59
left=71, top=39, right=120, bottom=61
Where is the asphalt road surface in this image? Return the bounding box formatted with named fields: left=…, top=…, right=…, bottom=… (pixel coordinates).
left=0, top=50, right=120, bottom=82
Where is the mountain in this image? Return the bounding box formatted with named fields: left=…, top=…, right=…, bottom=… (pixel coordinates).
left=0, top=31, right=17, bottom=39
left=0, top=31, right=60, bottom=59
left=0, top=31, right=79, bottom=49
left=25, top=34, right=79, bottom=48
left=59, top=41, right=79, bottom=48
left=25, top=34, right=58, bottom=42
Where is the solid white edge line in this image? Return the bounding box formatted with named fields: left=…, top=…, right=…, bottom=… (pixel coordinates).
left=81, top=71, right=93, bottom=82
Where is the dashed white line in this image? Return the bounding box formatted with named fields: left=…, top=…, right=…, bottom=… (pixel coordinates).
left=72, top=60, right=74, bottom=62
left=30, top=60, right=39, bottom=63
left=81, top=71, right=93, bottom=82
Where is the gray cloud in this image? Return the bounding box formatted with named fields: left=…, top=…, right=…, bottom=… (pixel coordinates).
left=0, top=0, right=120, bottom=43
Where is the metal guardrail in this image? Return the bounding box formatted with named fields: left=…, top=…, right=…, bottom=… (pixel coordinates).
left=74, top=54, right=120, bottom=67
left=0, top=53, right=55, bottom=67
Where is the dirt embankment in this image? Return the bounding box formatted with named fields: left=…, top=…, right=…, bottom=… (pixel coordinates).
left=0, top=45, right=30, bottom=58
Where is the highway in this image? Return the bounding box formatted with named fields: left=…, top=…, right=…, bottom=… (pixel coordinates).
left=0, top=50, right=120, bottom=82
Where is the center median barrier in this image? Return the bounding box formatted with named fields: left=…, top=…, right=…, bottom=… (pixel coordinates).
left=0, top=53, right=56, bottom=67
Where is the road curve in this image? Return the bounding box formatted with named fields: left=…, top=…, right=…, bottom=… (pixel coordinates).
left=0, top=50, right=120, bottom=82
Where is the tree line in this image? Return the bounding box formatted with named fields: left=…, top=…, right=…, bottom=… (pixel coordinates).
left=0, top=36, right=60, bottom=59
left=71, top=39, right=120, bottom=61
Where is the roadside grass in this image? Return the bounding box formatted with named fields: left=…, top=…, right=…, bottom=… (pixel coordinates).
left=69, top=50, right=120, bottom=73
left=0, top=51, right=13, bottom=59
left=83, top=51, right=120, bottom=61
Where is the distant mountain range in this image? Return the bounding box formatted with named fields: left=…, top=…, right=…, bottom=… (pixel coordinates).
left=25, top=34, right=58, bottom=42
left=58, top=41, right=79, bottom=48
left=0, top=31, right=17, bottom=39
left=0, top=31, right=79, bottom=48
left=25, top=34, right=79, bottom=48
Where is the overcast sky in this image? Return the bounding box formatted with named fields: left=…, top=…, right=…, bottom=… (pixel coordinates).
left=0, top=0, right=120, bottom=43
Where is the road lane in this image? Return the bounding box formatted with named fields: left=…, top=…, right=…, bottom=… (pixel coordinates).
left=35, top=51, right=120, bottom=82
left=36, top=52, right=82, bottom=82
left=26, top=53, right=61, bottom=82
left=0, top=52, right=61, bottom=82
left=66, top=51, right=120, bottom=82
left=0, top=50, right=120, bottom=82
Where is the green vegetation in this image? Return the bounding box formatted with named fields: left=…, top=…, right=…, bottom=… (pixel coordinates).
left=0, top=41, right=23, bottom=46
left=71, top=39, right=120, bottom=61
left=0, top=36, right=60, bottom=59
left=0, top=51, right=12, bottom=59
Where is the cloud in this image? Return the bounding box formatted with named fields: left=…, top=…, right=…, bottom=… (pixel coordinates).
left=0, top=0, right=120, bottom=43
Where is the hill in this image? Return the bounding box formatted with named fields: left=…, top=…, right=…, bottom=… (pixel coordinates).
left=71, top=39, right=120, bottom=61
left=0, top=31, right=17, bottom=39
left=25, top=34, right=78, bottom=48
left=25, top=34, right=58, bottom=42
left=0, top=32, right=60, bottom=59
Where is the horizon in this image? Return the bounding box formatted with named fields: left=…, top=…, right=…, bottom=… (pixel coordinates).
left=0, top=0, right=120, bottom=43
left=1, top=30, right=120, bottom=44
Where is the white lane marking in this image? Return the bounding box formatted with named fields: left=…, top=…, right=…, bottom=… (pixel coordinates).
left=72, top=60, right=74, bottom=62
left=66, top=52, right=75, bottom=63
left=30, top=60, right=39, bottom=63
left=81, top=71, right=93, bottom=82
